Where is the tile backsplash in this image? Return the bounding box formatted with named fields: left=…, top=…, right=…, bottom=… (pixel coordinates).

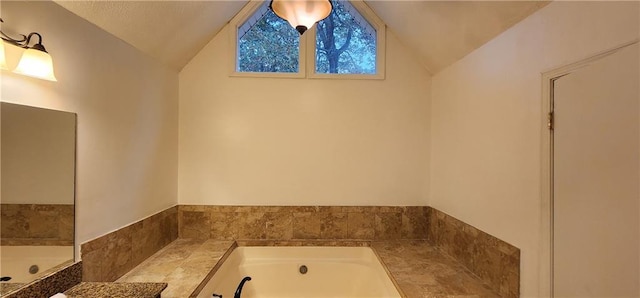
left=0, top=204, right=74, bottom=246
left=427, top=208, right=520, bottom=298
left=80, top=206, right=178, bottom=282
left=178, top=206, right=429, bottom=241
left=79, top=205, right=519, bottom=297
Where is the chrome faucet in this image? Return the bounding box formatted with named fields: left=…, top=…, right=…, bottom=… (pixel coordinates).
left=234, top=276, right=252, bottom=298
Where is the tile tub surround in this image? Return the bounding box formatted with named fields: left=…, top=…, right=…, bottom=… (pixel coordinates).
left=372, top=241, right=499, bottom=297
left=83, top=205, right=518, bottom=296
left=178, top=205, right=429, bottom=240
left=1, top=204, right=74, bottom=246
left=117, top=239, right=233, bottom=298
left=119, top=239, right=501, bottom=298
left=3, top=261, right=82, bottom=298
left=81, top=206, right=178, bottom=282
left=178, top=205, right=519, bottom=296
left=427, top=208, right=520, bottom=298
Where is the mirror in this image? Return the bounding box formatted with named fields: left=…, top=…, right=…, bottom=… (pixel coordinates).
left=0, top=102, right=76, bottom=296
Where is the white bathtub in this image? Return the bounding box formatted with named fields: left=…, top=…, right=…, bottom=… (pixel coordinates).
left=195, top=246, right=403, bottom=298
left=0, top=246, right=74, bottom=283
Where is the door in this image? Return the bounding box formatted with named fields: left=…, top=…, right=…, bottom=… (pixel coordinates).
left=553, top=42, right=639, bottom=297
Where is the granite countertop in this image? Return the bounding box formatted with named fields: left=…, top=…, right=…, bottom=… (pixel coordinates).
left=63, top=282, right=167, bottom=298
left=0, top=283, right=26, bottom=296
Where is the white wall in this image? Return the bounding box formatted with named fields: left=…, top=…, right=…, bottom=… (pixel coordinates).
left=179, top=25, right=431, bottom=206
left=0, top=1, right=179, bottom=255
left=430, top=1, right=639, bottom=297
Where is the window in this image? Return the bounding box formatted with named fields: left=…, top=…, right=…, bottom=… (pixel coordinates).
left=237, top=2, right=300, bottom=73
left=230, top=0, right=385, bottom=79
left=315, top=0, right=377, bottom=74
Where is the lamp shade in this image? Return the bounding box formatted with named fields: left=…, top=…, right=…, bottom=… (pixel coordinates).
left=13, top=48, right=57, bottom=81
left=271, top=0, right=332, bottom=34
left=0, top=41, right=8, bottom=70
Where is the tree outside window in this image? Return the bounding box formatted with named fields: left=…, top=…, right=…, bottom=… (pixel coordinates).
left=236, top=0, right=379, bottom=76
left=315, top=0, right=376, bottom=74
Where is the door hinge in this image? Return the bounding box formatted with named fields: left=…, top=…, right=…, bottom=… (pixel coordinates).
left=547, top=111, right=554, bottom=130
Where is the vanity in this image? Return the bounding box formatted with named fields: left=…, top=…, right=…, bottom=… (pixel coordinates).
left=63, top=282, right=166, bottom=298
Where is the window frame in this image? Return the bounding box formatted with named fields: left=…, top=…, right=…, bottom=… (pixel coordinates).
left=307, top=0, right=386, bottom=80
left=229, top=0, right=307, bottom=79
left=229, top=0, right=385, bottom=80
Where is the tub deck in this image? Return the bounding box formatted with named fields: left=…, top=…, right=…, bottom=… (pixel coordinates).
left=118, top=239, right=499, bottom=298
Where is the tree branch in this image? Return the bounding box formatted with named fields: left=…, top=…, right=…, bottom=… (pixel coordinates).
left=336, top=27, right=353, bottom=55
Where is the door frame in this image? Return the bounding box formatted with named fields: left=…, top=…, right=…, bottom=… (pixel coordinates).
left=539, top=38, right=639, bottom=297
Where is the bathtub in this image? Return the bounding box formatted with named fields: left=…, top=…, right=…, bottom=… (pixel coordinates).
left=194, top=246, right=403, bottom=298
left=0, top=246, right=74, bottom=283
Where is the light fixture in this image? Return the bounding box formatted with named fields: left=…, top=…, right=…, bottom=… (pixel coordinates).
left=270, top=0, right=333, bottom=35
left=0, top=18, right=57, bottom=81
left=0, top=40, right=8, bottom=70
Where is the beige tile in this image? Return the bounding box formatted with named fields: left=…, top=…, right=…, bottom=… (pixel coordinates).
left=118, top=239, right=232, bottom=298
left=373, top=241, right=499, bottom=298
left=101, top=229, right=133, bottom=281
left=265, top=212, right=293, bottom=240
left=320, top=212, right=348, bottom=239
left=81, top=247, right=104, bottom=282
left=347, top=212, right=375, bottom=239
left=210, top=212, right=240, bottom=240
left=81, top=206, right=178, bottom=282
left=131, top=221, right=151, bottom=266
left=1, top=204, right=76, bottom=244
left=375, top=212, right=402, bottom=240
left=292, top=212, right=321, bottom=239
left=181, top=211, right=210, bottom=239
left=402, top=206, right=429, bottom=239
left=428, top=208, right=520, bottom=298
left=239, top=212, right=266, bottom=239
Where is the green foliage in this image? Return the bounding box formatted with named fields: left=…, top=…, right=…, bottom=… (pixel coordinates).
left=238, top=10, right=299, bottom=73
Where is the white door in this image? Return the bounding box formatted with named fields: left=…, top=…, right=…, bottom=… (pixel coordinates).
left=553, top=42, right=640, bottom=297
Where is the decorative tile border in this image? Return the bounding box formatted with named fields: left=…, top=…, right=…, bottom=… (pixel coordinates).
left=80, top=206, right=178, bottom=282
left=178, top=206, right=429, bottom=241
left=1, top=204, right=74, bottom=246
left=3, top=261, right=82, bottom=298
left=427, top=207, right=520, bottom=298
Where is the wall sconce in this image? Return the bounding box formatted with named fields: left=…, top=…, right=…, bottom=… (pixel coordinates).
left=270, top=0, right=332, bottom=35
left=0, top=18, right=57, bottom=81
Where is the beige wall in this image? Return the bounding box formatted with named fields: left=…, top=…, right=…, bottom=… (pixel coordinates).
left=0, top=1, right=179, bottom=256
left=430, top=1, right=639, bottom=297
left=179, top=25, right=431, bottom=206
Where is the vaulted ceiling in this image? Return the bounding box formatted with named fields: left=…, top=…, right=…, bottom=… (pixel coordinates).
left=54, top=0, right=549, bottom=74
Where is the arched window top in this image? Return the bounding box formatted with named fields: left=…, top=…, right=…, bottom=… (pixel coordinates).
left=230, top=0, right=385, bottom=79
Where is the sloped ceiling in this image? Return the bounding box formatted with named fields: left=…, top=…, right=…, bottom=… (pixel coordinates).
left=54, top=0, right=248, bottom=70
left=54, top=0, right=548, bottom=74
left=367, top=1, right=549, bottom=73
